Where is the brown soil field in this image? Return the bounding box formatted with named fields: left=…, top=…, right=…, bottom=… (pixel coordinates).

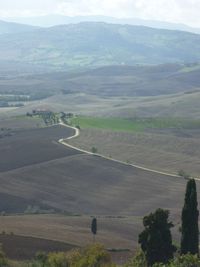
left=0, top=122, right=197, bottom=215
left=0, top=122, right=197, bottom=254
left=0, top=232, right=132, bottom=264
left=0, top=116, right=45, bottom=129
left=0, top=214, right=180, bottom=253
left=0, top=234, right=75, bottom=260
left=0, top=150, right=194, bottom=216
left=0, top=124, right=83, bottom=212
left=0, top=125, right=81, bottom=172
left=68, top=128, right=200, bottom=177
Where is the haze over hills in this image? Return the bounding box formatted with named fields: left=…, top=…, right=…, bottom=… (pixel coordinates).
left=0, top=20, right=38, bottom=35
left=0, top=22, right=200, bottom=70
left=4, top=15, right=200, bottom=35
left=1, top=63, right=200, bottom=98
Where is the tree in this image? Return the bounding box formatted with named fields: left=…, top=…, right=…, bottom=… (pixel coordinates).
left=91, top=147, right=98, bottom=154
left=91, top=217, right=97, bottom=243
left=181, top=179, right=199, bottom=255
left=138, top=208, right=176, bottom=266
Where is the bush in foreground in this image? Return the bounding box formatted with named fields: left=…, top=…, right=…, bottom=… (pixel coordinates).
left=153, top=253, right=200, bottom=267
left=36, top=244, right=115, bottom=267
left=124, top=252, right=200, bottom=267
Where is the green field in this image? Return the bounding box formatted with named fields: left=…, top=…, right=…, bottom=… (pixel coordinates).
left=71, top=116, right=200, bottom=132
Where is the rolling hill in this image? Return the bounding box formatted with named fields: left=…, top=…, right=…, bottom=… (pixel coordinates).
left=0, top=123, right=193, bottom=216
left=0, top=20, right=38, bottom=35
left=1, top=64, right=200, bottom=98
left=2, top=63, right=200, bottom=120
left=0, top=22, right=200, bottom=69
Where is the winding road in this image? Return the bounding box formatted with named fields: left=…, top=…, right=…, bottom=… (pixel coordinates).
left=58, top=121, right=200, bottom=181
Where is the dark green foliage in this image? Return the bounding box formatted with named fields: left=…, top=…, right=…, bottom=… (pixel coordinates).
left=124, top=249, right=147, bottom=267
left=139, top=208, right=176, bottom=266
left=91, top=147, right=98, bottom=154
left=0, top=245, right=8, bottom=267
left=181, top=179, right=199, bottom=255
left=36, top=251, right=48, bottom=267
left=153, top=253, right=200, bottom=267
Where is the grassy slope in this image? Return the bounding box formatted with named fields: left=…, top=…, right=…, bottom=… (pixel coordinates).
left=71, top=116, right=200, bottom=132
left=68, top=116, right=200, bottom=177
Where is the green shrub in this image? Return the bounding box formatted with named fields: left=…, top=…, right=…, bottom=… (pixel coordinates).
left=91, top=147, right=98, bottom=154
left=40, top=244, right=114, bottom=267
left=0, top=245, right=8, bottom=267
left=47, top=252, right=68, bottom=267
left=124, top=249, right=147, bottom=267
left=67, top=244, right=114, bottom=267
left=153, top=253, right=200, bottom=267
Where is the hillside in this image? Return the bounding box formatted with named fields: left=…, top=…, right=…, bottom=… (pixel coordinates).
left=0, top=123, right=192, bottom=216
left=0, top=22, right=200, bottom=69
left=0, top=20, right=38, bottom=35
left=1, top=64, right=200, bottom=98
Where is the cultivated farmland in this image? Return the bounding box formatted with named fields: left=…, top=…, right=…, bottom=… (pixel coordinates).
left=68, top=127, right=200, bottom=177
left=0, top=120, right=196, bottom=216
left=0, top=234, right=75, bottom=260
left=0, top=118, right=199, bottom=254
left=0, top=125, right=80, bottom=172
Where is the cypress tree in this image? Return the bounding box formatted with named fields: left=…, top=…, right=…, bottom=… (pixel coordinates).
left=91, top=217, right=97, bottom=243
left=181, top=179, right=199, bottom=255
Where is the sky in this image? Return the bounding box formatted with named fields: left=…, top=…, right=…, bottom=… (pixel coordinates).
left=0, top=0, right=200, bottom=28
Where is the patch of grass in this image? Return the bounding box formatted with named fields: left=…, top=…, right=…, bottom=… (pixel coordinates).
left=71, top=116, right=200, bottom=132
left=179, top=64, right=200, bottom=73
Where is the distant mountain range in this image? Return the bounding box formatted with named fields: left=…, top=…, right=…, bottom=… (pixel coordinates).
left=3, top=15, right=200, bottom=35
left=0, top=21, right=200, bottom=70
left=0, top=20, right=38, bottom=35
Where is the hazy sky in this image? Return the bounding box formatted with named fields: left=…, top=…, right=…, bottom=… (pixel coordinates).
left=0, top=0, right=200, bottom=27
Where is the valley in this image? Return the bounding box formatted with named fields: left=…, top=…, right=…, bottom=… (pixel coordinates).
left=0, top=16, right=200, bottom=265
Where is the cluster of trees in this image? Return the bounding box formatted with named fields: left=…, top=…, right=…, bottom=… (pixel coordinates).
left=0, top=101, right=24, bottom=107
left=26, top=110, right=59, bottom=125
left=39, top=112, right=59, bottom=125
left=137, top=178, right=199, bottom=266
